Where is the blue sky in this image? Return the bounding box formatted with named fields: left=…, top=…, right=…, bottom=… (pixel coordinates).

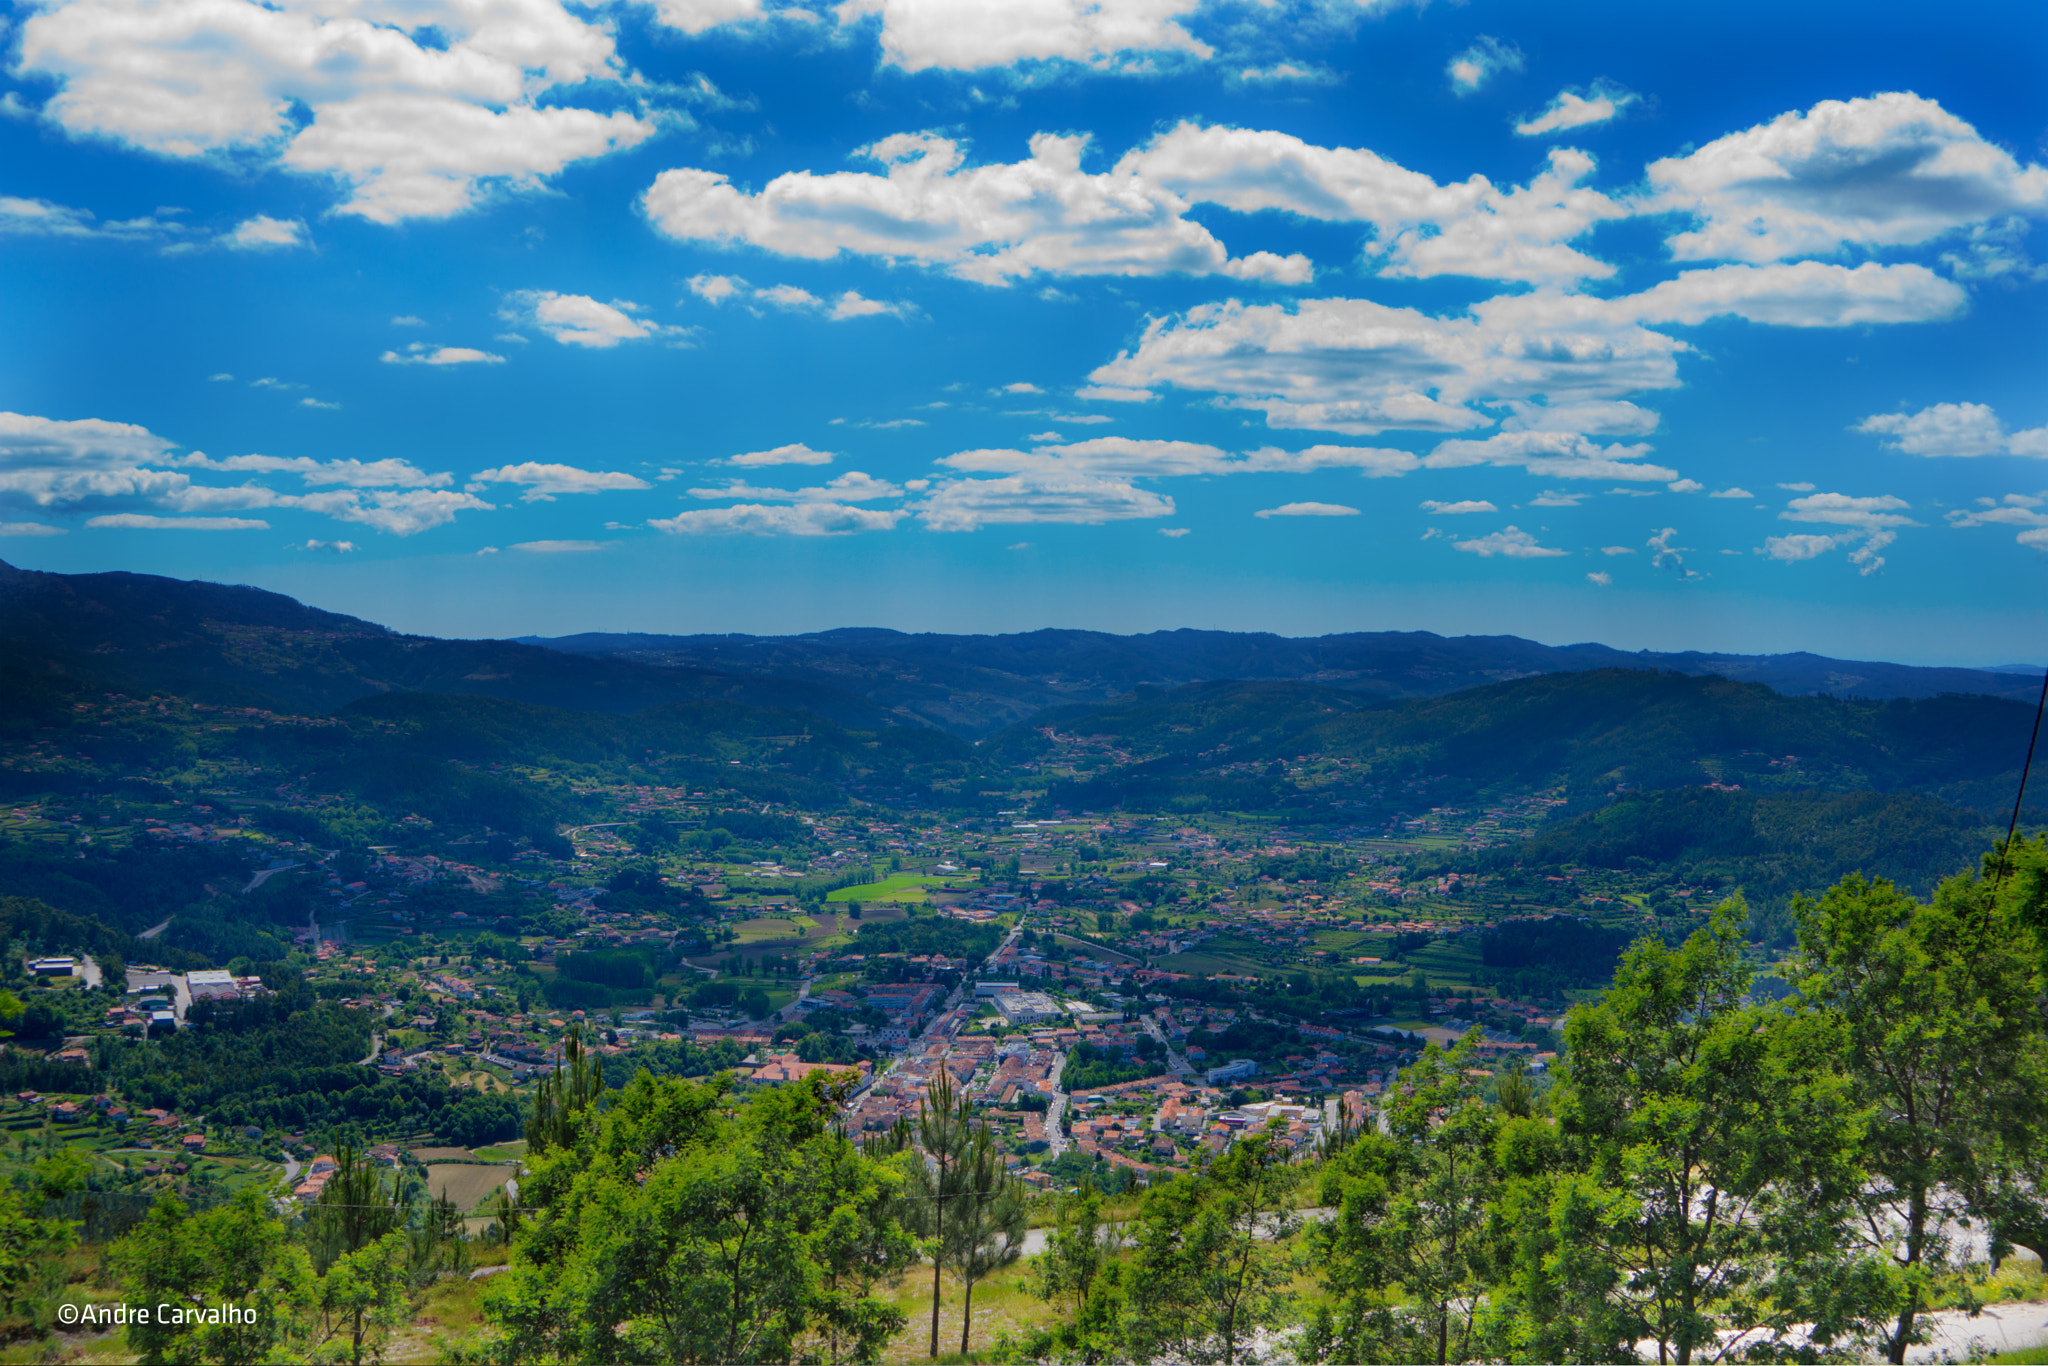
left=2, top=0, right=2045, bottom=662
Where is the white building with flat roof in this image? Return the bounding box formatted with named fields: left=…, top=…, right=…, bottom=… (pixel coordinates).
left=993, top=991, right=1064, bottom=1026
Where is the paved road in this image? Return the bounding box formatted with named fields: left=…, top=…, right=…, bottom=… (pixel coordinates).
left=1043, top=1052, right=1071, bottom=1157
left=242, top=861, right=301, bottom=894
left=358, top=1033, right=383, bottom=1066
left=1139, top=1016, right=1197, bottom=1079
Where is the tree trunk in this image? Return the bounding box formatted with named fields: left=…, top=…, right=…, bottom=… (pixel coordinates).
left=930, top=1195, right=945, bottom=1358
left=961, top=1274, right=973, bottom=1355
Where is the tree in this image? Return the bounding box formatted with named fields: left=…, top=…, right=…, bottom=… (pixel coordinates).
left=941, top=1128, right=1026, bottom=1355
left=314, top=1231, right=411, bottom=1366
left=1789, top=863, right=2048, bottom=1362
left=487, top=1071, right=912, bottom=1364
left=109, top=1190, right=311, bottom=1366
left=1523, top=900, right=1866, bottom=1365
left=1124, top=1123, right=1301, bottom=1365
left=1317, top=1031, right=1502, bottom=1366
left=525, top=1022, right=604, bottom=1156
left=901, top=1068, right=977, bottom=1357
left=0, top=1185, right=72, bottom=1329
left=307, top=1147, right=402, bottom=1273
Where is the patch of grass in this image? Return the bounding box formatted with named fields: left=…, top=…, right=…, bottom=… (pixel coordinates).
left=829, top=873, right=934, bottom=904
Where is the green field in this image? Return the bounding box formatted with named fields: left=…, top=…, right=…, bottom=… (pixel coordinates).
left=826, top=873, right=933, bottom=903
left=1402, top=937, right=1484, bottom=987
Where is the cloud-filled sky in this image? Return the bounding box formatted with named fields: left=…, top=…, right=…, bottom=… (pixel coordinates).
left=1, top=0, right=2044, bottom=662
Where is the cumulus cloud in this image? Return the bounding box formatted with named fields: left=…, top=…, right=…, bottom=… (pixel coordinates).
left=650, top=503, right=908, bottom=535
left=507, top=292, right=676, bottom=348
left=1423, top=431, right=1678, bottom=482
left=471, top=462, right=653, bottom=500
left=224, top=215, right=307, bottom=250
left=1421, top=499, right=1497, bottom=515
left=175, top=453, right=452, bottom=488
left=1779, top=491, right=1917, bottom=530
left=688, top=471, right=902, bottom=502
left=1668, top=478, right=1704, bottom=493
left=286, top=488, right=496, bottom=534
left=15, top=0, right=655, bottom=223
left=1855, top=402, right=2048, bottom=458
left=1516, top=83, right=1638, bottom=137
left=1453, top=526, right=1565, bottom=558
left=937, top=435, right=1419, bottom=480
left=1086, top=258, right=1964, bottom=437
left=381, top=344, right=507, bottom=366
left=688, top=273, right=746, bottom=304
left=1710, top=487, right=1755, bottom=499
left=1125, top=124, right=1627, bottom=286
left=1764, top=533, right=1840, bottom=561
left=86, top=513, right=268, bottom=530
left=1446, top=37, right=1522, bottom=94
left=916, top=472, right=1173, bottom=531
left=725, top=443, right=835, bottom=467
left=833, top=0, right=1210, bottom=74
left=642, top=130, right=1312, bottom=287
left=1159, top=526, right=1191, bottom=537
left=1255, top=502, right=1359, bottom=518
left=300, top=538, right=357, bottom=552
left=1647, top=526, right=1706, bottom=579
left=1585, top=570, right=1612, bottom=586
left=1646, top=92, right=2048, bottom=264
left=1238, top=63, right=1333, bottom=85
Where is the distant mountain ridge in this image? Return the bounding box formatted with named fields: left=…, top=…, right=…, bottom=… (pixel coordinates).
left=517, top=625, right=2044, bottom=736
left=0, top=559, right=889, bottom=728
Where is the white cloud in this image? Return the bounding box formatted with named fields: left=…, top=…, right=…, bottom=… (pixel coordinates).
left=1446, top=37, right=1521, bottom=94
left=1125, top=124, right=1627, bottom=286
left=1000, top=382, right=1044, bottom=394
left=1453, top=526, right=1565, bottom=558
left=917, top=471, right=1173, bottom=531
left=1646, top=526, right=1704, bottom=579
left=1006, top=541, right=1031, bottom=550
left=642, top=130, right=1311, bottom=287
left=1764, top=533, right=1842, bottom=562
left=1026, top=431, right=1063, bottom=443
left=1516, top=84, right=1638, bottom=137
left=1086, top=257, right=1965, bottom=438
left=830, top=290, right=906, bottom=320
left=284, top=488, right=496, bottom=534
left=833, top=0, right=1210, bottom=74
left=1255, top=502, right=1359, bottom=518
left=477, top=545, right=501, bottom=555
left=224, top=215, right=306, bottom=250
left=511, top=539, right=613, bottom=552
left=1855, top=402, right=2048, bottom=459
left=1423, top=431, right=1679, bottom=482
left=471, top=462, right=653, bottom=501
left=1779, top=491, right=1917, bottom=530
left=725, top=443, right=835, bottom=467
left=1585, top=570, right=1611, bottom=586
left=0, top=194, right=98, bottom=237
left=300, top=397, right=341, bottom=410
left=937, top=435, right=1419, bottom=480
left=1498, top=399, right=1659, bottom=435
left=1849, top=528, right=1895, bottom=576
left=508, top=292, right=675, bottom=348
left=381, top=344, right=507, bottom=366
left=392, top=315, right=427, bottom=327
left=688, top=471, right=902, bottom=502
left=1530, top=491, right=1583, bottom=507
left=86, top=513, right=268, bottom=530
left=1779, top=481, right=1816, bottom=492
left=759, top=284, right=821, bottom=310
left=0, top=521, right=66, bottom=536
left=1075, top=385, right=1152, bottom=403
left=1088, top=293, right=1686, bottom=435
left=650, top=0, right=764, bottom=36
left=1710, top=487, right=1754, bottom=499
left=1600, top=545, right=1634, bottom=555
left=1238, top=63, right=1332, bottom=85
left=0, top=411, right=179, bottom=471
left=300, top=538, right=357, bottom=552
left=15, top=0, right=655, bottom=223
left=1420, top=499, right=1497, bottom=515
left=176, top=453, right=451, bottom=488
left=688, top=273, right=747, bottom=304
left=1668, top=478, right=1704, bottom=493
left=1647, top=92, right=2048, bottom=264
left=650, top=502, right=908, bottom=535
left=1159, top=526, right=1191, bottom=537
left=1615, top=261, right=1966, bottom=329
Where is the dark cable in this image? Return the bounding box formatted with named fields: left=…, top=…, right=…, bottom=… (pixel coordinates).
left=1996, top=660, right=2048, bottom=889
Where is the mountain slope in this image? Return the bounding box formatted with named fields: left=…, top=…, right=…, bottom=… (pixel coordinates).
left=0, top=559, right=890, bottom=728
left=992, top=670, right=2040, bottom=816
